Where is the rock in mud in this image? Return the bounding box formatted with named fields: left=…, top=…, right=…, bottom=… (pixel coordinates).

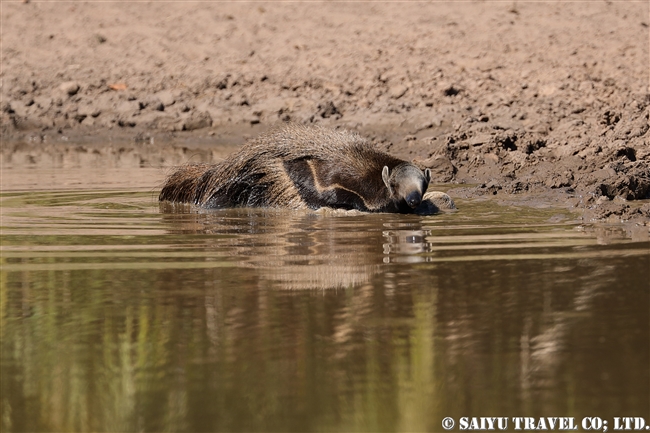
left=389, top=84, right=408, bottom=99
left=116, top=100, right=141, bottom=114
left=137, top=112, right=180, bottom=130
left=12, top=115, right=48, bottom=131
left=182, top=111, right=213, bottom=131
left=155, top=90, right=175, bottom=107
left=59, top=81, right=80, bottom=96
left=417, top=155, right=457, bottom=183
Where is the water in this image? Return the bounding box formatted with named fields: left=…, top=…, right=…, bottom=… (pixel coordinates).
left=1, top=165, right=649, bottom=432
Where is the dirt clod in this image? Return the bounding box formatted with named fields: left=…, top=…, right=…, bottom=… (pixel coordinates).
left=59, top=81, right=80, bottom=96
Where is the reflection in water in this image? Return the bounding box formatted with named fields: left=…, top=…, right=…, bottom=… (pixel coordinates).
left=1, top=189, right=649, bottom=432
left=159, top=203, right=394, bottom=290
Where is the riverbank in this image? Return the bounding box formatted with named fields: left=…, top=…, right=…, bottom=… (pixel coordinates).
left=2, top=1, right=649, bottom=223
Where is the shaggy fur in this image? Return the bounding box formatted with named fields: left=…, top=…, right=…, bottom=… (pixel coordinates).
left=160, top=124, right=432, bottom=213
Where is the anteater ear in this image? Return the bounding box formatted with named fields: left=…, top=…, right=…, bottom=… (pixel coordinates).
left=424, top=168, right=431, bottom=184
left=382, top=166, right=392, bottom=191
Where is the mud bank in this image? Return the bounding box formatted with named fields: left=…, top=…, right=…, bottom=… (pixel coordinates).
left=2, top=1, right=649, bottom=222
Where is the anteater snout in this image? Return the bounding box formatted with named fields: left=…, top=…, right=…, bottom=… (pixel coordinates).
left=406, top=191, right=422, bottom=209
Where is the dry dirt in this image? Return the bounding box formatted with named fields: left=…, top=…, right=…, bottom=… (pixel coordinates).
left=2, top=1, right=649, bottom=222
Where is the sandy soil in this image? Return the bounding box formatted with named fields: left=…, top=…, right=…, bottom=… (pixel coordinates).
left=2, top=1, right=649, bottom=222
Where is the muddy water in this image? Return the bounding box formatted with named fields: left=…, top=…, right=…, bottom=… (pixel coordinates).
left=1, top=165, right=649, bottom=432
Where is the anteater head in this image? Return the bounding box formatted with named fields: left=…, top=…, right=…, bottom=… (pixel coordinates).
left=382, top=163, right=431, bottom=211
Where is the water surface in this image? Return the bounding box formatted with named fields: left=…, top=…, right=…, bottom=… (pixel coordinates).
left=1, top=166, right=649, bottom=432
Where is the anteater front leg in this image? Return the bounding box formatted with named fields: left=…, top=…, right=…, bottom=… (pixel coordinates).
left=282, top=158, right=369, bottom=211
